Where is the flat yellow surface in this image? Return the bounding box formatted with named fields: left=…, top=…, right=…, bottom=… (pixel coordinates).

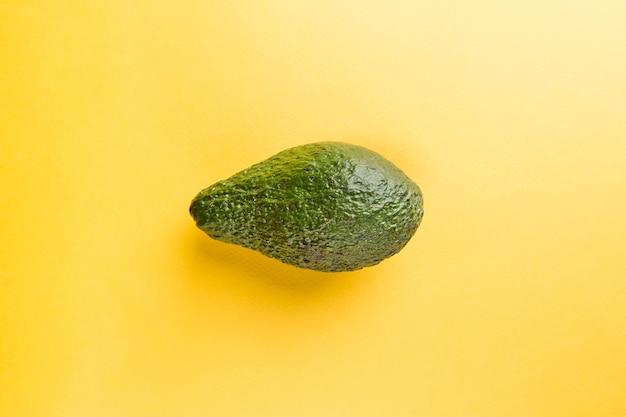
left=2, top=2, right=626, bottom=416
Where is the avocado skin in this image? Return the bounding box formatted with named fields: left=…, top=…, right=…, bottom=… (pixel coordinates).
left=189, top=142, right=423, bottom=272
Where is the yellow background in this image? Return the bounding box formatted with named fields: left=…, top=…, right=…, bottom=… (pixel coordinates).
left=2, top=1, right=625, bottom=416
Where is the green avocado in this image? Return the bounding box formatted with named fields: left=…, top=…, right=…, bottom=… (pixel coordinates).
left=189, top=142, right=423, bottom=272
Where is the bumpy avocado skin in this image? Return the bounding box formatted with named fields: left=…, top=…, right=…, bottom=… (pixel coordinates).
left=189, top=142, right=423, bottom=272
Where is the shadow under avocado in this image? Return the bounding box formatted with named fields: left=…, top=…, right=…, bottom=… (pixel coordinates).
left=182, top=224, right=372, bottom=295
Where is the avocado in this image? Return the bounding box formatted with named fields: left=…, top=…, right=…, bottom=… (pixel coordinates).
left=189, top=142, right=423, bottom=272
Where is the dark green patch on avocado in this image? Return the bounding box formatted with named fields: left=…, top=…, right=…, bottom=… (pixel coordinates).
left=189, top=142, right=423, bottom=272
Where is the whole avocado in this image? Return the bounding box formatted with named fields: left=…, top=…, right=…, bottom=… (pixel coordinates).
left=189, top=142, right=423, bottom=272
